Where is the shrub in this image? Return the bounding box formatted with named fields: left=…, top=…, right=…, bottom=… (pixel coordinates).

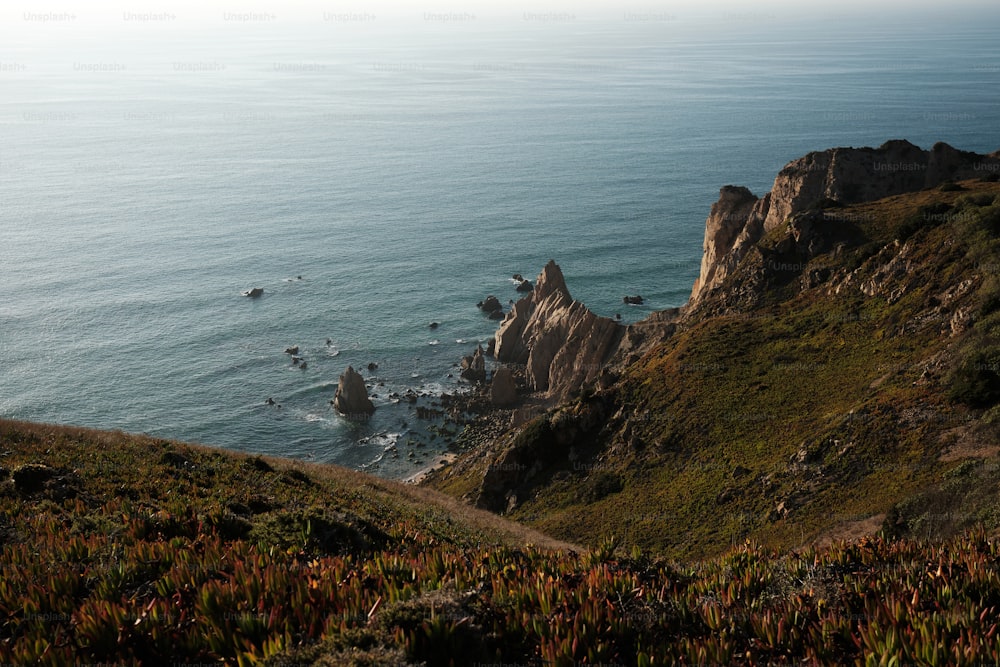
left=898, top=202, right=961, bottom=241
left=842, top=241, right=877, bottom=270
left=960, top=193, right=996, bottom=208
left=979, top=291, right=1000, bottom=320
left=577, top=471, right=623, bottom=503
left=947, top=344, right=1000, bottom=408
left=979, top=205, right=1000, bottom=236
left=881, top=505, right=907, bottom=539
left=512, top=416, right=553, bottom=449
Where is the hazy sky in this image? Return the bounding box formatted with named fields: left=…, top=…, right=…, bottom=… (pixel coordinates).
left=4, top=0, right=996, bottom=25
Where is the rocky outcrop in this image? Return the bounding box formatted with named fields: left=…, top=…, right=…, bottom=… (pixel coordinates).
left=332, top=366, right=375, bottom=419
left=460, top=346, right=486, bottom=384
left=475, top=142, right=999, bottom=401
left=478, top=295, right=503, bottom=315
left=689, top=140, right=1000, bottom=306
left=494, top=260, right=623, bottom=402
left=489, top=367, right=518, bottom=407
left=614, top=307, right=683, bottom=366
left=476, top=398, right=608, bottom=512
left=690, top=185, right=770, bottom=305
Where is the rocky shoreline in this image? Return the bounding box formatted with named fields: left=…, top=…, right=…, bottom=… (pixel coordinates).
left=329, top=140, right=1000, bottom=489
left=417, top=139, right=1000, bottom=503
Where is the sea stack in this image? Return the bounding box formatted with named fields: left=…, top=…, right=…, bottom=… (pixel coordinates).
left=493, top=260, right=622, bottom=400
left=460, top=346, right=487, bottom=384
left=332, top=366, right=375, bottom=419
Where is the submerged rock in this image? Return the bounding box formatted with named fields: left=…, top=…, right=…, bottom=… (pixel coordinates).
left=243, top=287, right=264, bottom=298
left=332, top=366, right=375, bottom=419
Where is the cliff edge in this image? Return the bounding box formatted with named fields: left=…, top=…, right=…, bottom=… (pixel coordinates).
left=690, top=140, right=1000, bottom=306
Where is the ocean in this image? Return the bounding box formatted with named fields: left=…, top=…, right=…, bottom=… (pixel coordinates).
left=2, top=6, right=998, bottom=478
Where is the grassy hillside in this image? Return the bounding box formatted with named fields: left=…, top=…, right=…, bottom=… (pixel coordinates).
left=0, top=419, right=570, bottom=664
left=4, top=419, right=1000, bottom=665
left=426, top=179, right=1000, bottom=560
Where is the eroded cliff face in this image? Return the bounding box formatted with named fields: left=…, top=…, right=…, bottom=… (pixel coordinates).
left=689, top=140, right=1000, bottom=306
left=495, top=260, right=623, bottom=402
left=432, top=141, right=1000, bottom=553
left=689, top=186, right=770, bottom=305
left=484, top=142, right=999, bottom=402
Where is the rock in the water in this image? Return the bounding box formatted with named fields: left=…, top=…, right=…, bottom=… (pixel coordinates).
left=478, top=295, right=503, bottom=314
left=285, top=346, right=299, bottom=355
left=367, top=362, right=378, bottom=371
left=332, top=366, right=375, bottom=419
left=516, top=280, right=534, bottom=292
left=490, top=367, right=518, bottom=406
left=488, top=309, right=505, bottom=320
left=429, top=321, right=439, bottom=329
left=623, top=295, right=644, bottom=305
left=494, top=260, right=623, bottom=401
left=460, top=345, right=487, bottom=384
left=512, top=273, right=523, bottom=282
left=243, top=287, right=264, bottom=298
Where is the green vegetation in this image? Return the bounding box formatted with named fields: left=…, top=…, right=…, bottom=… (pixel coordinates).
left=947, top=345, right=1000, bottom=407
left=4, top=419, right=1000, bottom=664
left=0, top=419, right=565, bottom=664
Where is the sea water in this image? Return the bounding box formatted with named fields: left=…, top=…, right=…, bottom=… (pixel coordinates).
left=2, top=7, right=998, bottom=477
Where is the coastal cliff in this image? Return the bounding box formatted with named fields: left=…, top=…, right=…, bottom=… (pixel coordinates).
left=483, top=142, right=1000, bottom=396
left=690, top=140, right=1000, bottom=306
left=429, top=140, right=1000, bottom=558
